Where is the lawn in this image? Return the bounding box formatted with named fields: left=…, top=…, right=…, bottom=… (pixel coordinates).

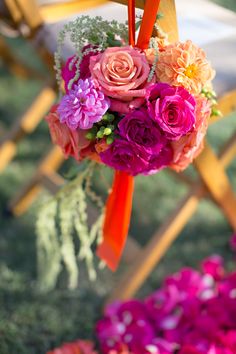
left=0, top=1, right=236, bottom=353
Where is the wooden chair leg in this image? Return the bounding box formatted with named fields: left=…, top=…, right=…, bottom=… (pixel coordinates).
left=219, top=132, right=236, bottom=168
left=8, top=146, right=64, bottom=216
left=0, top=85, right=56, bottom=172
left=210, top=90, right=236, bottom=124
left=0, top=36, right=44, bottom=79
left=194, top=142, right=236, bottom=230
left=107, top=135, right=236, bottom=302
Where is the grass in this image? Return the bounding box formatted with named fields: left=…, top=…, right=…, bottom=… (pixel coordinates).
left=0, top=1, right=236, bottom=352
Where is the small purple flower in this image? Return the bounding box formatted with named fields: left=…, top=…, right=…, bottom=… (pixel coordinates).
left=146, top=83, right=196, bottom=140
left=100, top=139, right=149, bottom=176
left=58, top=78, right=110, bottom=130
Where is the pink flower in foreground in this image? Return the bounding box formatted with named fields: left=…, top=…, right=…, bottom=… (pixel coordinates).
left=90, top=46, right=152, bottom=113
left=146, top=83, right=196, bottom=140
left=201, top=255, right=225, bottom=281
left=46, top=339, right=97, bottom=354
left=156, top=40, right=215, bottom=94
left=97, top=257, right=236, bottom=354
left=58, top=78, right=110, bottom=130
left=45, top=105, right=79, bottom=160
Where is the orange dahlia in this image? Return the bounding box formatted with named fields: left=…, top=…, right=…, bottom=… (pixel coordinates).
left=156, top=40, right=215, bottom=95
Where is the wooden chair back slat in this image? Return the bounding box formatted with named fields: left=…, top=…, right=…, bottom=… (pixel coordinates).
left=4, top=0, right=22, bottom=23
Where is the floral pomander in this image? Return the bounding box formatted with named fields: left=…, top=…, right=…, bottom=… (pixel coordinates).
left=48, top=32, right=216, bottom=175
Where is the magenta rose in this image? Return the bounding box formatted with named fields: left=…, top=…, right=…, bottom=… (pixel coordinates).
left=118, top=108, right=165, bottom=154
left=143, top=144, right=173, bottom=175
left=146, top=83, right=196, bottom=140
left=62, top=45, right=98, bottom=92
left=90, top=46, right=152, bottom=113
left=100, top=139, right=149, bottom=176
left=170, top=95, right=210, bottom=172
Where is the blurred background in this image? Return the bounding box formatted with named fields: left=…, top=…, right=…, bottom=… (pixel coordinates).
left=0, top=0, right=236, bottom=353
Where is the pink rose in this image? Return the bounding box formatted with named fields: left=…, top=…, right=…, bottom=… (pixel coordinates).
left=170, top=95, right=211, bottom=172
left=90, top=46, right=152, bottom=113
left=146, top=83, right=196, bottom=140
left=45, top=105, right=90, bottom=161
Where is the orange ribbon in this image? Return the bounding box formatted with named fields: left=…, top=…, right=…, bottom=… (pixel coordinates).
left=137, top=0, right=161, bottom=50
left=128, top=0, right=135, bottom=46
left=96, top=0, right=161, bottom=271
left=96, top=171, right=134, bottom=271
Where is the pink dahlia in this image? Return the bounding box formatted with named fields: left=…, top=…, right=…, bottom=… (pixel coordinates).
left=58, top=78, right=110, bottom=130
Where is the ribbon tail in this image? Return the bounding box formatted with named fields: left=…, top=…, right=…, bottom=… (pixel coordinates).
left=96, top=171, right=134, bottom=271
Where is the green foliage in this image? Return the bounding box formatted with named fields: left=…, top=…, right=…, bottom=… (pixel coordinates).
left=55, top=16, right=128, bottom=90
left=36, top=162, right=105, bottom=292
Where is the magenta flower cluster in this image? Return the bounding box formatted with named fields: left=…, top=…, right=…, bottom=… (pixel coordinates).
left=100, top=83, right=196, bottom=176
left=50, top=42, right=216, bottom=175
left=96, top=254, right=236, bottom=354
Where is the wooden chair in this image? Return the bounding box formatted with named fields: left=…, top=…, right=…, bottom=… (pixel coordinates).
left=3, top=0, right=236, bottom=301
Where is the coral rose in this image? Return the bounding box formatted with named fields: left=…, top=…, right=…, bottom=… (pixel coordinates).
left=170, top=95, right=211, bottom=171
left=156, top=40, right=215, bottom=94
left=45, top=105, right=92, bottom=161
left=90, top=46, right=152, bottom=113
